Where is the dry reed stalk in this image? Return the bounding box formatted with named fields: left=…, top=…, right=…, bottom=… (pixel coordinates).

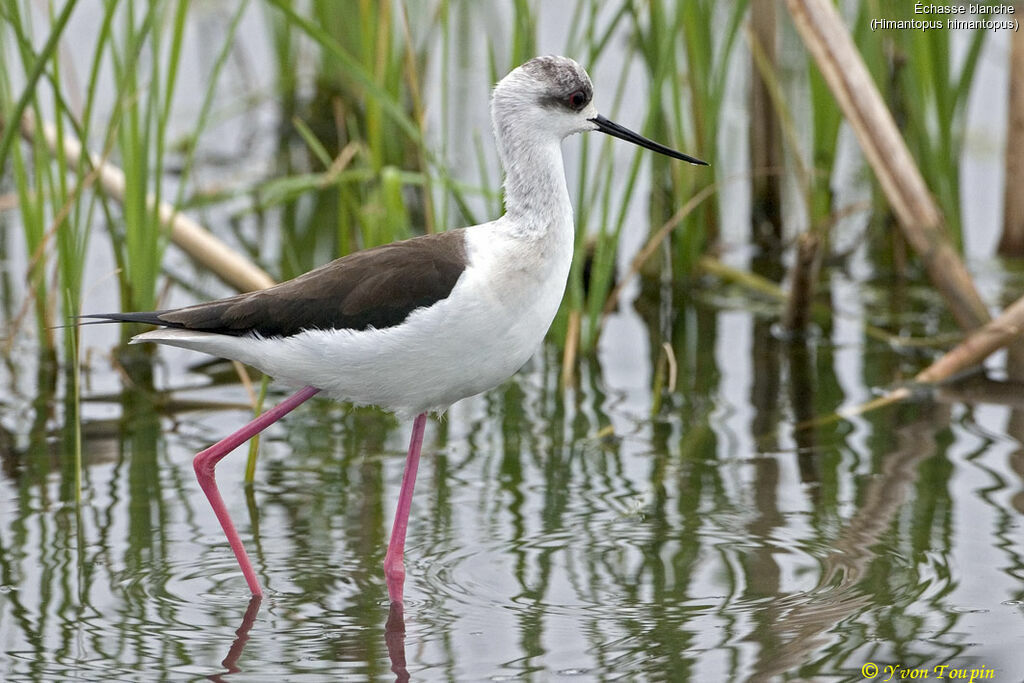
left=797, top=293, right=1024, bottom=431
left=999, top=11, right=1024, bottom=255
left=21, top=116, right=276, bottom=293
left=786, top=0, right=990, bottom=331
left=915, top=292, right=1024, bottom=383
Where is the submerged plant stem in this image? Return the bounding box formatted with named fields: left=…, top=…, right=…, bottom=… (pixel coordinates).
left=782, top=232, right=822, bottom=333
left=245, top=375, right=271, bottom=485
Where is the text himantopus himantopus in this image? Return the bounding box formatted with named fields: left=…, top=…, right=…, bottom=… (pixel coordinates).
left=86, top=56, right=707, bottom=603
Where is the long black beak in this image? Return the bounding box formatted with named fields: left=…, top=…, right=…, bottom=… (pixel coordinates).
left=590, top=114, right=708, bottom=166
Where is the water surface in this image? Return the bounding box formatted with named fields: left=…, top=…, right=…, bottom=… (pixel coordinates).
left=2, top=3, right=1023, bottom=680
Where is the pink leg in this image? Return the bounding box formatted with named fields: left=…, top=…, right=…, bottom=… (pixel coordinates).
left=383, top=412, right=427, bottom=603
left=193, top=385, right=321, bottom=596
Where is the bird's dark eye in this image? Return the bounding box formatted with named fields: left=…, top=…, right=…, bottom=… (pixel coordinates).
left=566, top=90, right=588, bottom=110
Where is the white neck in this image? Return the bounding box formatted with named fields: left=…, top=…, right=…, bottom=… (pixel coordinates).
left=495, top=129, right=573, bottom=238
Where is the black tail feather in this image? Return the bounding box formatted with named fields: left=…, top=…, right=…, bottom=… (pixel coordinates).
left=77, top=312, right=181, bottom=328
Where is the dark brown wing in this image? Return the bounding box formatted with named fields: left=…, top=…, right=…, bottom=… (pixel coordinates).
left=85, top=230, right=468, bottom=337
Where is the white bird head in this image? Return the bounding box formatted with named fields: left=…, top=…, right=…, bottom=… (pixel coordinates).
left=491, top=55, right=707, bottom=166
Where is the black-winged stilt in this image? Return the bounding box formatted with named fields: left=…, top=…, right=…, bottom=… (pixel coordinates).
left=85, top=56, right=707, bottom=603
